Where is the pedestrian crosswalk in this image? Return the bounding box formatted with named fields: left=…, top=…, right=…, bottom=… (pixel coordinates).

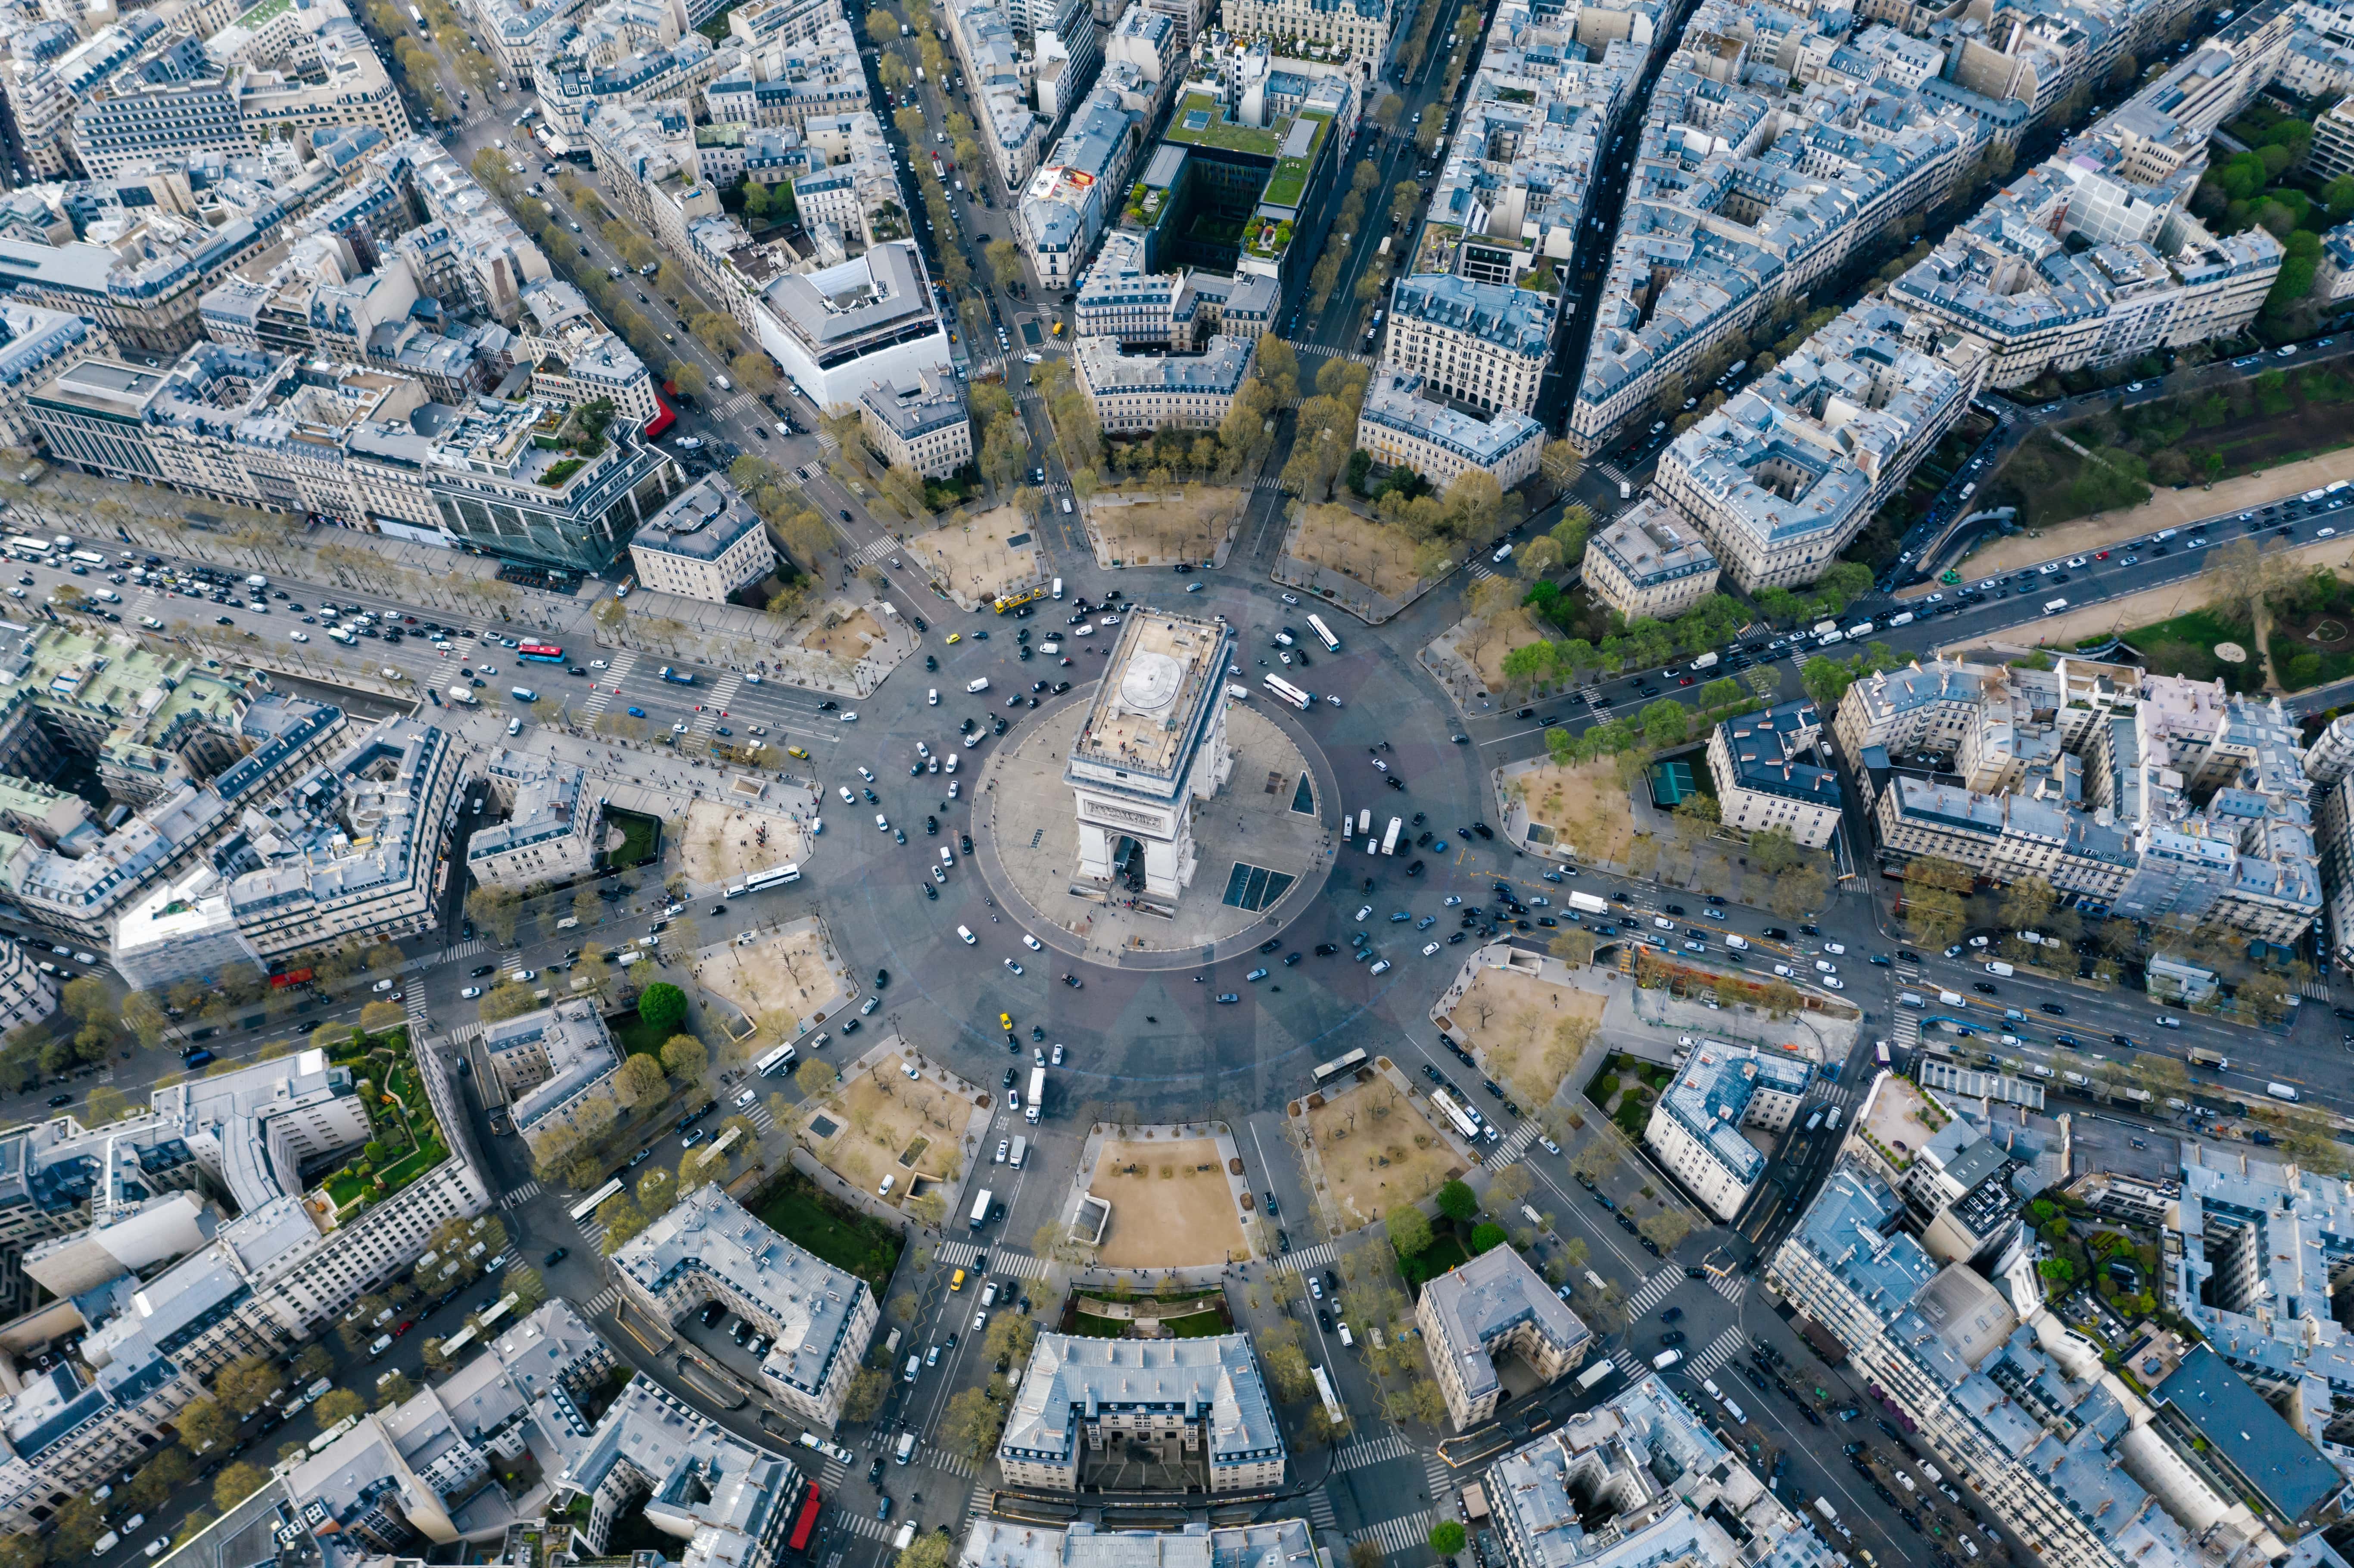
left=744, top=1097, right=777, bottom=1132
left=1891, top=1009, right=1921, bottom=1050
left=582, top=1285, right=618, bottom=1315
left=1492, top=1121, right=1541, bottom=1162
left=501, top=1180, right=543, bottom=1208
left=693, top=673, right=743, bottom=734
left=1422, top=1453, right=1452, bottom=1503
left=581, top=650, right=637, bottom=719
left=923, top=1447, right=975, bottom=1478
left=1288, top=342, right=1376, bottom=367
left=1625, top=1265, right=1684, bottom=1317
left=1250, top=476, right=1287, bottom=491
left=1709, top=1269, right=1748, bottom=1305
left=443, top=936, right=488, bottom=961
left=934, top=1241, right=1049, bottom=1280
left=1357, top=1511, right=1433, bottom=1553
left=576, top=1211, right=612, bottom=1248
left=840, top=1513, right=898, bottom=1543
left=1333, top=1431, right=1414, bottom=1472
left=1304, top=1489, right=1338, bottom=1531
left=846, top=536, right=900, bottom=568
left=1595, top=463, right=1633, bottom=498
left=403, top=977, right=430, bottom=1030
left=1610, top=1346, right=1647, bottom=1381
left=1282, top=1239, right=1337, bottom=1272
left=1686, top=1324, right=1747, bottom=1380
left=715, top=392, right=761, bottom=419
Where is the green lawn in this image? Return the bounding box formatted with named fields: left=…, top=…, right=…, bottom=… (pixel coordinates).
left=604, top=809, right=661, bottom=869
left=753, top=1170, right=904, bottom=1290
left=1071, top=1312, right=1126, bottom=1338
left=1166, top=92, right=1280, bottom=157
left=613, top=1010, right=671, bottom=1058
left=2115, top=607, right=2264, bottom=692
left=1398, top=1233, right=1470, bottom=1290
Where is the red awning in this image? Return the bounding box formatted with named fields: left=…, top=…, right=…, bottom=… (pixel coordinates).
left=644, top=397, right=676, bottom=439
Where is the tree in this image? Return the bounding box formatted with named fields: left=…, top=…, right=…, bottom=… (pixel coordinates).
left=597, top=1194, right=650, bottom=1253
left=174, top=1394, right=237, bottom=1452
left=373, top=1372, right=416, bottom=1408
left=466, top=884, right=522, bottom=944
left=1486, top=1163, right=1533, bottom=1210
left=1470, top=1221, right=1508, bottom=1254
left=212, top=1462, right=269, bottom=1512
left=938, top=1386, right=1006, bottom=1459
left=896, top=1532, right=956, bottom=1568
left=1999, top=875, right=2060, bottom=933
left=843, top=1367, right=891, bottom=1422
left=906, top=1192, right=947, bottom=1228
left=660, top=1033, right=709, bottom=1081
left=795, top=1059, right=839, bottom=1100
left=615, top=1053, right=669, bottom=1107
left=1905, top=885, right=1968, bottom=950
left=122, top=990, right=168, bottom=1048
left=1638, top=1210, right=1694, bottom=1252
left=359, top=1000, right=407, bottom=1035
left=1429, top=1522, right=1468, bottom=1557
left=1436, top=1179, right=1477, bottom=1221
left=214, top=1354, right=284, bottom=1416
left=312, top=1388, right=367, bottom=1427
left=294, top=1344, right=335, bottom=1381
left=638, top=983, right=688, bottom=1034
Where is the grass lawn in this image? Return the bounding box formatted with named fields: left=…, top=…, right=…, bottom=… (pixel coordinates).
left=1071, top=1313, right=1125, bottom=1338
left=1165, top=1308, right=1230, bottom=1337
left=1398, top=1232, right=1470, bottom=1291
left=612, top=1010, right=671, bottom=1058
left=2114, top=606, right=2264, bottom=692
left=604, top=808, right=661, bottom=870
left=753, top=1169, right=903, bottom=1291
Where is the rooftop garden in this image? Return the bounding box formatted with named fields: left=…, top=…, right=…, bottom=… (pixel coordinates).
left=1242, top=217, right=1295, bottom=260
left=530, top=397, right=618, bottom=460
left=1166, top=92, right=1282, bottom=158
left=1261, top=111, right=1333, bottom=213
left=1520, top=258, right=1562, bottom=294
left=1123, top=181, right=1168, bottom=229
left=538, top=457, right=587, bottom=487
left=316, top=1027, right=451, bottom=1223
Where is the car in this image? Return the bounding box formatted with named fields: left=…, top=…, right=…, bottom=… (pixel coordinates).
left=544, top=1247, right=568, bottom=1266
left=1216, top=991, right=1239, bottom=1002
left=1973, top=981, right=1997, bottom=994
left=461, top=986, right=483, bottom=999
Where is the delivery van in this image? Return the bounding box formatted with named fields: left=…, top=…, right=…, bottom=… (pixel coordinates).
left=965, top=677, right=990, bottom=694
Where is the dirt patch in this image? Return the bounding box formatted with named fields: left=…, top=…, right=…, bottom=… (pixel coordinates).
left=806, top=1052, right=965, bottom=1197
left=800, top=608, right=887, bottom=658
left=906, top=508, right=1041, bottom=604
left=1305, top=1079, right=1455, bottom=1230
left=1085, top=487, right=1248, bottom=567
left=1287, top=504, right=1425, bottom=600
left=678, top=800, right=810, bottom=887
left=1444, top=968, right=1608, bottom=1108
left=697, top=924, right=834, bottom=1038
left=1933, top=444, right=2354, bottom=586
left=1507, top=758, right=1640, bottom=865
left=1466, top=609, right=1546, bottom=691
left=1088, top=1138, right=1247, bottom=1268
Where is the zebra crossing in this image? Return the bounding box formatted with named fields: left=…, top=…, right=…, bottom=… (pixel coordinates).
left=1624, top=1265, right=1685, bottom=1318
left=1610, top=1345, right=1648, bottom=1381
left=1333, top=1431, right=1414, bottom=1472
left=1594, top=463, right=1633, bottom=498
left=845, top=536, right=900, bottom=568
left=839, top=1514, right=899, bottom=1543
left=743, top=1097, right=777, bottom=1132
left=934, top=1241, right=1049, bottom=1280
left=1288, top=342, right=1376, bottom=366
left=922, top=1448, right=975, bottom=1478
left=1890, top=1009, right=1921, bottom=1050
left=1303, top=1489, right=1338, bottom=1532
left=1357, top=1511, right=1434, bottom=1553
left=1281, top=1239, right=1337, bottom=1272
left=1492, top=1120, right=1541, bottom=1162
left=1421, top=1452, right=1453, bottom=1504
left=2303, top=979, right=2334, bottom=1002
left=443, top=936, right=488, bottom=961
left=1708, top=1269, right=1748, bottom=1304
left=581, top=1285, right=618, bottom=1316
left=1685, top=1324, right=1747, bottom=1380
left=403, top=977, right=430, bottom=1030
left=691, top=673, right=742, bottom=734
left=575, top=1211, right=612, bottom=1248
left=1576, top=682, right=1612, bottom=719
left=580, top=651, right=637, bottom=718
left=1250, top=476, right=1287, bottom=491
left=715, top=392, right=761, bottom=419
left=501, top=1180, right=543, bottom=1208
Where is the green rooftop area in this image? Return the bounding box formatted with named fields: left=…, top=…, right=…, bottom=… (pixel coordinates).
left=1166, top=91, right=1283, bottom=158
left=236, top=0, right=293, bottom=25
left=1261, top=109, right=1332, bottom=213
left=319, top=1027, right=452, bottom=1221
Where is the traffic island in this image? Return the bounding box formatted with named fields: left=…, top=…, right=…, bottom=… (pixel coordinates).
left=677, top=798, right=812, bottom=886
left=690, top=914, right=847, bottom=1042
left=1433, top=951, right=1612, bottom=1109
left=1289, top=1058, right=1468, bottom=1235
left=975, top=695, right=1334, bottom=962
left=795, top=1044, right=975, bottom=1213
left=1064, top=1122, right=1254, bottom=1271
left=905, top=508, right=1044, bottom=609
left=1081, top=486, right=1248, bottom=568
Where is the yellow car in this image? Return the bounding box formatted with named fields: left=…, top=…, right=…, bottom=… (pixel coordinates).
left=946, top=632, right=962, bottom=644
left=787, top=746, right=810, bottom=759
left=999, top=1012, right=1013, bottom=1032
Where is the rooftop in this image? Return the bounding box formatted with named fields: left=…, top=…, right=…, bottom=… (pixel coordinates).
left=1065, top=609, right=1233, bottom=796
left=1416, top=1243, right=1590, bottom=1406
left=998, top=1334, right=1282, bottom=1470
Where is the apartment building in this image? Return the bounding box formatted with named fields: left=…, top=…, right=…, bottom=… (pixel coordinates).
left=997, top=1335, right=1285, bottom=1492
left=518, top=279, right=660, bottom=426
left=2311, top=96, right=2354, bottom=184
left=1072, top=231, right=1279, bottom=349
left=1356, top=366, right=1544, bottom=490
left=485, top=999, right=624, bottom=1158
left=1706, top=699, right=1842, bottom=848
left=1414, top=1244, right=1591, bottom=1430
left=963, top=1521, right=1319, bottom=1568
left=1649, top=300, right=1987, bottom=592
left=1767, top=1162, right=2299, bottom=1568
left=1579, top=500, right=1721, bottom=623
left=1642, top=1041, right=1812, bottom=1220
left=858, top=372, right=973, bottom=479
left=1385, top=274, right=1554, bottom=416
left=628, top=475, right=778, bottom=604
left=0, top=940, right=59, bottom=1036
left=750, top=241, right=952, bottom=408
left=1485, top=1375, right=1838, bottom=1568
left=944, top=0, right=1052, bottom=193
left=611, top=1185, right=878, bottom=1428
left=1016, top=83, right=1143, bottom=287
left=556, top=1378, right=805, bottom=1567
left=467, top=747, right=601, bottom=891
left=1071, top=332, right=1255, bottom=432
left=0, top=184, right=287, bottom=354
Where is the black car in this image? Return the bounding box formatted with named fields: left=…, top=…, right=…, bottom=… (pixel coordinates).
left=1315, top=943, right=1338, bottom=955
left=46, top=1092, right=71, bottom=1107
left=1423, top=1064, right=1445, bottom=1083
left=960, top=833, right=974, bottom=854
left=1259, top=937, right=1282, bottom=954
left=875, top=968, right=890, bottom=988
left=1660, top=1330, right=1686, bottom=1347
left=472, top=964, right=496, bottom=977
left=1283, top=952, right=1301, bottom=965
left=1798, top=923, right=1820, bottom=936
left=1973, top=981, right=1998, bottom=994
left=1471, top=822, right=1494, bottom=840
left=925, top=816, right=938, bottom=835
left=1263, top=1191, right=1279, bottom=1216
left=1664, top=904, right=1686, bottom=916
left=544, top=1247, right=568, bottom=1266
left=2039, top=1002, right=2067, bottom=1015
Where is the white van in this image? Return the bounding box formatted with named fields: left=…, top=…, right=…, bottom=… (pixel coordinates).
left=2043, top=598, right=2068, bottom=615
left=2268, top=1082, right=2300, bottom=1101
left=957, top=925, right=977, bottom=944
left=1060, top=497, right=1073, bottom=514
left=1337, top=1321, right=1354, bottom=1347
left=1052, top=578, right=1064, bottom=599
left=1653, top=1349, right=1682, bottom=1369
left=1722, top=1397, right=1747, bottom=1423
left=1887, top=610, right=1915, bottom=627
left=965, top=677, right=990, bottom=694
left=928, top=688, right=938, bottom=704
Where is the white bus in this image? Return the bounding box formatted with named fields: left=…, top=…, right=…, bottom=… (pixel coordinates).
left=1575, top=1359, right=1615, bottom=1390
left=1263, top=674, right=1311, bottom=710
left=1310, top=1365, right=1348, bottom=1430
left=568, top=1176, right=626, bottom=1224
left=1429, top=1089, right=1480, bottom=1141
left=744, top=862, right=801, bottom=891
left=1306, top=613, right=1341, bottom=653
left=1381, top=816, right=1402, bottom=856
left=756, top=1041, right=799, bottom=1076
left=4, top=536, right=50, bottom=560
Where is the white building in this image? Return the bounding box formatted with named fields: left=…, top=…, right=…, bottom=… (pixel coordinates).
left=1385, top=274, right=1555, bottom=417
left=1414, top=1243, right=1591, bottom=1429
left=857, top=372, right=973, bottom=479
left=1071, top=332, right=1255, bottom=433
left=1579, top=500, right=1721, bottom=624
left=1062, top=608, right=1235, bottom=905
left=751, top=242, right=950, bottom=410
left=628, top=474, right=778, bottom=604
left=1705, top=699, right=1843, bottom=849
left=483, top=999, right=623, bottom=1158
left=996, top=1335, right=1285, bottom=1493
left=1641, top=1041, right=1812, bottom=1220
left=467, top=748, right=601, bottom=891
left=1357, top=365, right=1544, bottom=490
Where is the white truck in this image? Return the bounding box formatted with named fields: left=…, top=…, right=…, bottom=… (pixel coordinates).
left=1026, top=1067, right=1044, bottom=1123
left=1567, top=890, right=1610, bottom=915
left=968, top=1187, right=993, bottom=1229
left=1690, top=651, right=1719, bottom=671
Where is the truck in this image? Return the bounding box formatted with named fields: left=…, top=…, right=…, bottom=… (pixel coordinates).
left=1008, top=1135, right=1027, bottom=1167
left=1567, top=890, right=1610, bottom=915
left=1690, top=651, right=1719, bottom=671
left=895, top=1431, right=917, bottom=1463
left=1382, top=816, right=1402, bottom=856
left=1984, top=960, right=2014, bottom=977
left=2187, top=1048, right=2230, bottom=1070
left=448, top=685, right=479, bottom=705
left=968, top=1187, right=993, bottom=1229
left=1026, top=1067, right=1044, bottom=1123
left=1619, top=479, right=1633, bottom=500
left=1814, top=1498, right=1839, bottom=1527
left=657, top=666, right=696, bottom=684
left=1576, top=1359, right=1614, bottom=1390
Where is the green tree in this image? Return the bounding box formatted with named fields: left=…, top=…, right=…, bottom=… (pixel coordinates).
left=1429, top=1522, right=1468, bottom=1557
left=660, top=1033, right=709, bottom=1081
left=938, top=1386, right=1006, bottom=1460
left=312, top=1388, right=367, bottom=1427
left=638, top=983, right=688, bottom=1034
left=1386, top=1203, right=1433, bottom=1257
left=174, top=1394, right=237, bottom=1452
left=615, top=1053, right=669, bottom=1107
left=212, top=1462, right=270, bottom=1512
left=1469, top=1222, right=1508, bottom=1254
left=1435, top=1180, right=1477, bottom=1221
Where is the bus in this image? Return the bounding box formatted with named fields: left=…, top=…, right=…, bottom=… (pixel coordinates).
left=1264, top=674, right=1311, bottom=710
left=517, top=643, right=565, bottom=663
left=407, top=3, right=423, bottom=22
left=785, top=1481, right=822, bottom=1553
left=435, top=1324, right=479, bottom=1360
left=1309, top=1365, right=1348, bottom=1430
left=1313, top=1048, right=1369, bottom=1085
left=1381, top=817, right=1402, bottom=856
left=476, top=1291, right=520, bottom=1332
left=756, top=1041, right=799, bottom=1076
left=1307, top=614, right=1341, bottom=653
left=1575, top=1358, right=1615, bottom=1391
left=708, top=1126, right=744, bottom=1160
left=5, top=536, right=51, bottom=560
left=568, top=1176, right=626, bottom=1224
left=1875, top=1041, right=1891, bottom=1065
left=993, top=586, right=1045, bottom=613
left=744, top=862, right=802, bottom=892
left=1429, top=1089, right=1480, bottom=1141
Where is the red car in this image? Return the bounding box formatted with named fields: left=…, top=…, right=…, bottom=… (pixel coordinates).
left=2095, top=550, right=2110, bottom=560
left=393, top=1320, right=415, bottom=1336
left=1677, top=675, right=1693, bottom=686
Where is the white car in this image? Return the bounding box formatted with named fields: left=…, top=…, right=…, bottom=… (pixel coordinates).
left=1355, top=904, right=1372, bottom=920
left=2065, top=556, right=2087, bottom=568
left=1281, top=592, right=1300, bottom=605
left=875, top=814, right=889, bottom=831
left=1422, top=942, right=1441, bottom=956
left=289, top=629, right=308, bottom=641
left=858, top=766, right=875, bottom=781
left=1822, top=941, right=1846, bottom=954
left=839, top=786, right=856, bottom=804
left=1022, top=934, right=1042, bottom=951
left=590, top=659, right=608, bottom=669
left=461, top=986, right=483, bottom=999
left=1823, top=976, right=1845, bottom=989
left=840, top=712, right=858, bottom=722
left=994, top=1140, right=1008, bottom=1163
left=1369, top=959, right=1391, bottom=975
left=139, top=616, right=164, bottom=629
left=948, top=780, right=961, bottom=798
left=1004, top=959, right=1024, bottom=974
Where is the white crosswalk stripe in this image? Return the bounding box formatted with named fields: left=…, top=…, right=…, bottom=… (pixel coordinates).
left=841, top=1515, right=899, bottom=1542
left=582, top=1285, right=617, bottom=1315
left=1422, top=1453, right=1453, bottom=1504
left=693, top=673, right=742, bottom=733
left=935, top=1241, right=1051, bottom=1280
left=745, top=1100, right=777, bottom=1132
left=1333, top=1431, right=1413, bottom=1472
left=1493, top=1121, right=1540, bottom=1162
left=443, top=936, right=487, bottom=960
left=846, top=536, right=900, bottom=568
left=1625, top=1265, right=1684, bottom=1317
left=715, top=392, right=759, bottom=418
left=1710, top=1269, right=1749, bottom=1304
left=501, top=1180, right=543, bottom=1207
left=1283, top=1240, right=1336, bottom=1272
left=1358, top=1512, right=1433, bottom=1553
left=1686, top=1324, right=1748, bottom=1380
left=576, top=1214, right=610, bottom=1247
left=1595, top=463, right=1632, bottom=496
left=581, top=650, right=638, bottom=717
left=444, top=1021, right=484, bottom=1048
left=923, top=1448, right=975, bottom=1477
left=403, top=977, right=430, bottom=1029
left=1611, top=1346, right=1647, bottom=1381
left=817, top=1457, right=847, bottom=1490
left=1303, top=1490, right=1337, bottom=1531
